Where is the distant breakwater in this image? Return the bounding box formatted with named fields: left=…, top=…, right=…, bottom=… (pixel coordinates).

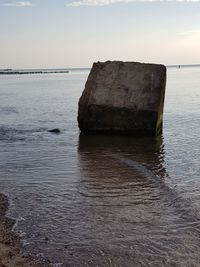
left=0, top=70, right=69, bottom=75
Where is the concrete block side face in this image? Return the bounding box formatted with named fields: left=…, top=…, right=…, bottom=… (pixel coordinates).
left=155, top=71, right=166, bottom=136
left=79, top=105, right=158, bottom=136
left=78, top=61, right=166, bottom=136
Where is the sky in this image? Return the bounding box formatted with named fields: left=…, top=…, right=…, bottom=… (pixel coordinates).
left=0, top=0, right=200, bottom=68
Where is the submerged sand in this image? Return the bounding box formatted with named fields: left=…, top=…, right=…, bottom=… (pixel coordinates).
left=0, top=194, right=44, bottom=267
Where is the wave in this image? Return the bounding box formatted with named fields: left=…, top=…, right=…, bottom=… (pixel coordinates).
left=0, top=126, right=47, bottom=142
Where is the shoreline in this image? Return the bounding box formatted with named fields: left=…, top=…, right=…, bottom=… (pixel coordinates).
left=0, top=70, right=69, bottom=75
left=0, top=193, right=45, bottom=267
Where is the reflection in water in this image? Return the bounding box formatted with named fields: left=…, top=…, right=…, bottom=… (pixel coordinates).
left=78, top=133, right=166, bottom=176
left=75, top=134, right=200, bottom=266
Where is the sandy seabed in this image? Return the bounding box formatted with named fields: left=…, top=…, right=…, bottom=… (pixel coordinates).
left=0, top=194, right=45, bottom=267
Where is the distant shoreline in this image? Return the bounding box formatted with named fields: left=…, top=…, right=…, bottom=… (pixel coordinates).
left=0, top=70, right=69, bottom=75
left=167, top=64, right=200, bottom=68
left=0, top=64, right=200, bottom=75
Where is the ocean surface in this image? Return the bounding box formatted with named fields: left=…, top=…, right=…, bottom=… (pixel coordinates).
left=0, top=67, right=200, bottom=266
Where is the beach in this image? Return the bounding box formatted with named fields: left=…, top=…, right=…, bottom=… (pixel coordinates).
left=0, top=194, right=43, bottom=267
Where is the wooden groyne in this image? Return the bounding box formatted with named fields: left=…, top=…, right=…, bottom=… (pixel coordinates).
left=0, top=70, right=69, bottom=75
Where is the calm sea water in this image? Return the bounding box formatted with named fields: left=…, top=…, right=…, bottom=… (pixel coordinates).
left=0, top=67, right=200, bottom=266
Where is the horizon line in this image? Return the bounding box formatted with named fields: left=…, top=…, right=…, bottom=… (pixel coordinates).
left=1, top=63, right=200, bottom=70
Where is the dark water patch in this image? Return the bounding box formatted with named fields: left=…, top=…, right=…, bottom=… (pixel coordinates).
left=0, top=106, right=18, bottom=115
left=0, top=126, right=48, bottom=142
left=48, top=128, right=61, bottom=134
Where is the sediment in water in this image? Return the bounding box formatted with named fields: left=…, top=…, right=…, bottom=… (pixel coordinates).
left=0, top=193, right=44, bottom=267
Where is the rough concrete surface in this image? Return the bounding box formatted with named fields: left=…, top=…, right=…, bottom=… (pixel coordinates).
left=78, top=61, right=166, bottom=136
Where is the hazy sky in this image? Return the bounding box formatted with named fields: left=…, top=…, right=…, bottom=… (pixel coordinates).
left=0, top=0, right=200, bottom=68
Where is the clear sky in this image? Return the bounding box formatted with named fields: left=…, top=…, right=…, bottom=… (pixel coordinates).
left=0, top=0, right=200, bottom=68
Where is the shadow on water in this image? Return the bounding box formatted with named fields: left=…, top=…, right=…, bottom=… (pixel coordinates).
left=75, top=134, right=200, bottom=266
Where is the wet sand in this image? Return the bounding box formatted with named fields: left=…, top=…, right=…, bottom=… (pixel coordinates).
left=0, top=194, right=44, bottom=267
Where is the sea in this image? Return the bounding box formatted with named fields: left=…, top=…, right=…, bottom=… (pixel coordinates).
left=0, top=66, right=200, bottom=266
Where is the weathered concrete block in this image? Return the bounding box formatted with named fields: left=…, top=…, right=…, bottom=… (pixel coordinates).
left=78, top=61, right=166, bottom=136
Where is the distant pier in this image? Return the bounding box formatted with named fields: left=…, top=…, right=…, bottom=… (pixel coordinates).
left=0, top=69, right=69, bottom=75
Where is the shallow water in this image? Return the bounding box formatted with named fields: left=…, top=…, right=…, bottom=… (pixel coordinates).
left=0, top=68, right=200, bottom=266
